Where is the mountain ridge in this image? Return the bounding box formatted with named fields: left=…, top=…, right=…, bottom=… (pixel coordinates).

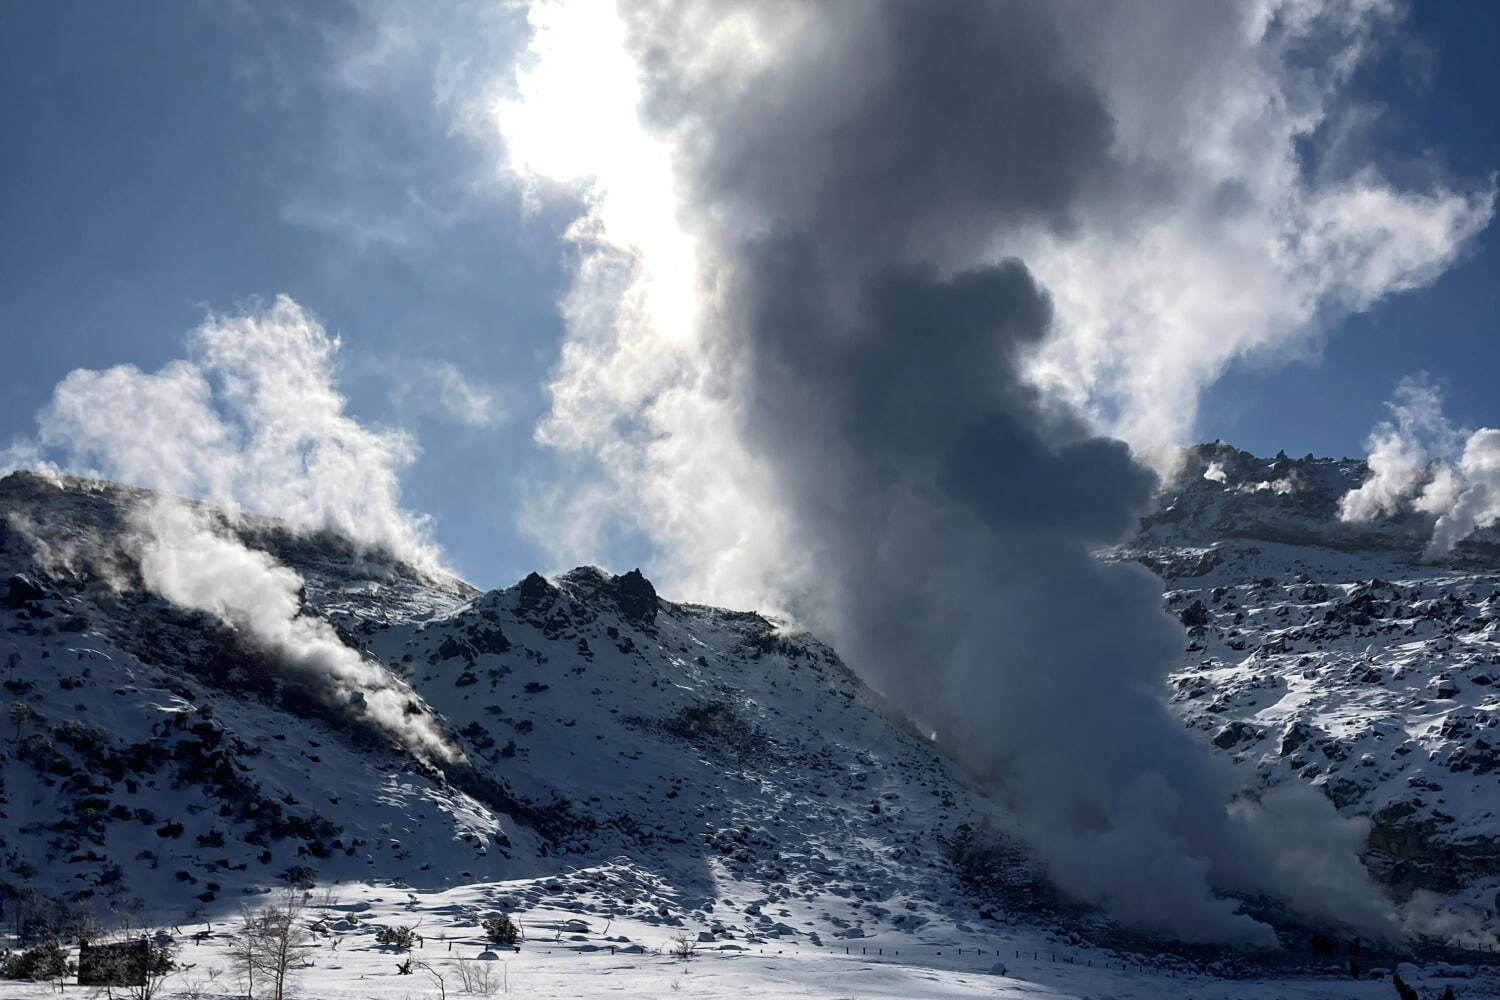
left=0, top=470, right=997, bottom=950
left=6, top=451, right=1500, bottom=961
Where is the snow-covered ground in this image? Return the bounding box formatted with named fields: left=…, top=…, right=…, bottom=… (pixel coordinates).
left=2, top=876, right=1493, bottom=998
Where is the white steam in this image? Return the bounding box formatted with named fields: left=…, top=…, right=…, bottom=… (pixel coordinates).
left=1339, top=376, right=1500, bottom=555
left=4, top=295, right=442, bottom=575
left=1023, top=0, right=1494, bottom=450
left=1425, top=429, right=1500, bottom=555
left=131, top=498, right=461, bottom=763
left=2, top=297, right=462, bottom=763
left=1338, top=375, right=1460, bottom=522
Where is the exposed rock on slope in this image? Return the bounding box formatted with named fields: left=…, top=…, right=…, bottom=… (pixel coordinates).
left=9, top=454, right=1500, bottom=946
left=1118, top=444, right=1500, bottom=915
left=0, top=471, right=989, bottom=940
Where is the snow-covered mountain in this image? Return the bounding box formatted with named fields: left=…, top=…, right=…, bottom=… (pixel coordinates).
left=5, top=456, right=1500, bottom=996
left=0, top=470, right=995, bottom=943
left=1119, top=442, right=1500, bottom=919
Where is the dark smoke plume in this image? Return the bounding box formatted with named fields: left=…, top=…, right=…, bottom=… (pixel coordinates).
left=617, top=0, right=1393, bottom=944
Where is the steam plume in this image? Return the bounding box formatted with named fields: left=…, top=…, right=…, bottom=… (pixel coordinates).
left=131, top=498, right=461, bottom=763
left=3, top=296, right=442, bottom=575
left=1341, top=375, right=1500, bottom=555
left=2, top=298, right=462, bottom=762
left=498, top=0, right=1413, bottom=943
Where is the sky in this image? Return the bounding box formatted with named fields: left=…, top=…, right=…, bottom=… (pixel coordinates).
left=1211, top=1, right=1500, bottom=457
left=1, top=1, right=1497, bottom=589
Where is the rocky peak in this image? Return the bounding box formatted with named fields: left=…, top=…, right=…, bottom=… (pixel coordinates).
left=613, top=568, right=658, bottom=625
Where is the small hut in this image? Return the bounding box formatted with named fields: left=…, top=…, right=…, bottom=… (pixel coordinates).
left=78, top=938, right=150, bottom=987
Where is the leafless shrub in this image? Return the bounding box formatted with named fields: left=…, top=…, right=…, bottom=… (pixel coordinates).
left=669, top=932, right=698, bottom=961
left=230, top=888, right=308, bottom=1000
left=453, top=958, right=498, bottom=995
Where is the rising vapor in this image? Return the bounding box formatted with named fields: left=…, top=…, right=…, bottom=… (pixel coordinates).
left=3, top=298, right=464, bottom=763
left=132, top=498, right=462, bottom=763
left=487, top=0, right=1453, bottom=943
left=3, top=295, right=443, bottom=576
left=1341, top=375, right=1500, bottom=556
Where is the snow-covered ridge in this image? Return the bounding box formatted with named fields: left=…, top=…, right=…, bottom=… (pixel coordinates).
left=1119, top=444, right=1500, bottom=925
left=7, top=461, right=1500, bottom=994
left=0, top=471, right=997, bottom=945
left=1139, top=442, right=1500, bottom=561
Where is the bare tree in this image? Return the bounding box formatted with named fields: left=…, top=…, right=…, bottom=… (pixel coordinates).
left=265, top=892, right=306, bottom=1000
left=228, top=909, right=260, bottom=1000
left=231, top=889, right=308, bottom=1000
left=417, top=960, right=449, bottom=1000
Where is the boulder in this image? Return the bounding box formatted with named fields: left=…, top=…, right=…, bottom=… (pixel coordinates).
left=1213, top=721, right=1261, bottom=750
left=1178, top=600, right=1210, bottom=628
left=1431, top=677, right=1460, bottom=700
left=613, top=569, right=658, bottom=625
left=5, top=573, right=45, bottom=608
left=1279, top=721, right=1314, bottom=756
left=517, top=572, right=556, bottom=612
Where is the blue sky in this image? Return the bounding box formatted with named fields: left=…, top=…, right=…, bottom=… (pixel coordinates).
left=1, top=2, right=1496, bottom=588
left=1, top=2, right=572, bottom=585
left=1211, top=2, right=1500, bottom=458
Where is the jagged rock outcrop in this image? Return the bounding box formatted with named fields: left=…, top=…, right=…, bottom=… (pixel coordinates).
left=1116, top=445, right=1500, bottom=904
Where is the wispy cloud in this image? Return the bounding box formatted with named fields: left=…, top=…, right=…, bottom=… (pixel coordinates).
left=382, top=358, right=512, bottom=429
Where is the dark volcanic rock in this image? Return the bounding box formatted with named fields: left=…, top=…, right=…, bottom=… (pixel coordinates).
left=518, top=572, right=556, bottom=612
left=1177, top=600, right=1209, bottom=629
left=6, top=573, right=46, bottom=608
left=613, top=569, right=658, bottom=625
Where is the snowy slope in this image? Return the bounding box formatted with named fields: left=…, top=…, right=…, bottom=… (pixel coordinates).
left=0, top=471, right=995, bottom=939
left=5, top=465, right=1500, bottom=998
left=1118, top=443, right=1500, bottom=919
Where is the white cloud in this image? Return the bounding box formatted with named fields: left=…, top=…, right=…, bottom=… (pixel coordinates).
left=5, top=295, right=444, bottom=575
left=223, top=1, right=524, bottom=258
left=1019, top=2, right=1493, bottom=450
left=385, top=359, right=511, bottom=429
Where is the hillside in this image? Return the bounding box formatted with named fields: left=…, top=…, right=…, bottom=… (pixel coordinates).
left=1122, top=443, right=1500, bottom=921
left=0, top=470, right=994, bottom=941
left=3, top=463, right=1500, bottom=997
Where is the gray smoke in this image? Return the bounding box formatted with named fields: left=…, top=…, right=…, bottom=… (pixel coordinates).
left=617, top=0, right=1393, bottom=944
